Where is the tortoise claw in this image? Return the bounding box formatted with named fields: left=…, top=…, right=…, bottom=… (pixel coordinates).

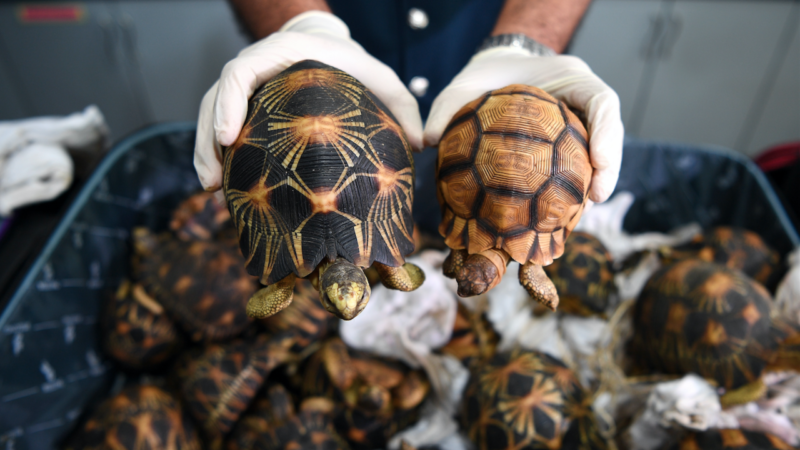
left=319, top=259, right=370, bottom=320
left=374, top=262, right=425, bottom=291
left=246, top=274, right=296, bottom=319
left=519, top=262, right=559, bottom=311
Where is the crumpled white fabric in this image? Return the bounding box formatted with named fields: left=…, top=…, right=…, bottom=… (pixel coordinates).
left=775, top=248, right=800, bottom=325
left=723, top=372, right=800, bottom=446
left=574, top=191, right=701, bottom=264
left=0, top=106, right=108, bottom=216
left=625, top=375, right=738, bottom=450
left=340, top=250, right=469, bottom=449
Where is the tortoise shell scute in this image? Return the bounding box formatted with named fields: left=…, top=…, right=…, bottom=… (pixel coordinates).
left=223, top=60, right=415, bottom=286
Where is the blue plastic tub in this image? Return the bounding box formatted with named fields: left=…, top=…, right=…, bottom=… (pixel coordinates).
left=0, top=125, right=797, bottom=449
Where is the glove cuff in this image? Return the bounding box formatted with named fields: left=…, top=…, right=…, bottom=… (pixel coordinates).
left=476, top=34, right=557, bottom=57
left=279, top=10, right=351, bottom=39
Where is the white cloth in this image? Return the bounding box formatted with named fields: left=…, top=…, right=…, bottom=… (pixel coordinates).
left=423, top=47, right=624, bottom=203
left=775, top=248, right=800, bottom=326
left=0, top=106, right=107, bottom=216
left=194, top=11, right=423, bottom=192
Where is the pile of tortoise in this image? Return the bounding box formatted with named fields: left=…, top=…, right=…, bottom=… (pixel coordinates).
left=64, top=59, right=800, bottom=450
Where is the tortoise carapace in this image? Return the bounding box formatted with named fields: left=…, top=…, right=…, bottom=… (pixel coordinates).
left=223, top=60, right=424, bottom=321
left=436, top=85, right=592, bottom=310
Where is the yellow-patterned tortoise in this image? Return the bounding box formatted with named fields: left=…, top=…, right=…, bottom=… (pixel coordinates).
left=436, top=85, right=593, bottom=310
left=223, top=60, right=425, bottom=321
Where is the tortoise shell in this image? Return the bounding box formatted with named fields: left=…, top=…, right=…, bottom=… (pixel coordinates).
left=65, top=385, right=201, bottom=450
left=175, top=332, right=297, bottom=447
left=222, top=60, right=415, bottom=286
left=664, top=227, right=780, bottom=285
left=133, top=228, right=257, bottom=342
left=461, top=348, right=609, bottom=450
left=227, top=384, right=347, bottom=450
left=102, top=280, right=184, bottom=370
left=670, top=429, right=794, bottom=450
left=543, top=232, right=616, bottom=317
left=301, top=338, right=430, bottom=450
left=259, top=278, right=338, bottom=355
left=170, top=191, right=232, bottom=241
left=631, top=259, right=784, bottom=394
left=436, top=85, right=592, bottom=266
left=439, top=301, right=499, bottom=369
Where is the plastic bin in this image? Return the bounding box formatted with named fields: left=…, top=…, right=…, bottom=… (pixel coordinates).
left=0, top=125, right=797, bottom=450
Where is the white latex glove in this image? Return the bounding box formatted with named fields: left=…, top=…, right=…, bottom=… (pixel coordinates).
left=194, top=11, right=424, bottom=191
left=424, top=47, right=624, bottom=202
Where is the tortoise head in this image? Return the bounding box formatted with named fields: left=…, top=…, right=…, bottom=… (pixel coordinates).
left=319, top=258, right=371, bottom=320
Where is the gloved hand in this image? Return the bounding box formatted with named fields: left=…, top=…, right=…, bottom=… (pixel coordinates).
left=424, top=46, right=624, bottom=203
left=194, top=11, right=423, bottom=192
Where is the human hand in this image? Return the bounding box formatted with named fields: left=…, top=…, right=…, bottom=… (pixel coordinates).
left=424, top=46, right=624, bottom=203
left=194, top=11, right=423, bottom=192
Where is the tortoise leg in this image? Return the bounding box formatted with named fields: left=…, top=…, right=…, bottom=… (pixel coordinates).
left=374, top=262, right=425, bottom=292
left=455, top=249, right=510, bottom=297
left=246, top=273, right=296, bottom=319
left=519, top=261, right=559, bottom=311
left=442, top=248, right=469, bottom=279
left=319, top=258, right=371, bottom=320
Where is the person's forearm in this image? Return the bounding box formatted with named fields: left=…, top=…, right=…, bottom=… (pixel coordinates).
left=229, top=0, right=331, bottom=40
left=491, top=0, right=592, bottom=53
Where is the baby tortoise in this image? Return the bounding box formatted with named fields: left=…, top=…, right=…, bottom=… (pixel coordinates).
left=132, top=227, right=257, bottom=342
left=661, top=227, right=780, bottom=285
left=631, top=259, right=799, bottom=406
left=227, top=383, right=348, bottom=450
left=669, top=429, right=794, bottom=450
left=102, top=279, right=184, bottom=370
left=175, top=332, right=298, bottom=449
left=436, top=85, right=593, bottom=310
left=64, top=385, right=201, bottom=450
left=461, top=348, right=611, bottom=450
left=543, top=231, right=616, bottom=317
left=260, top=278, right=338, bottom=356
left=222, top=60, right=424, bottom=321
left=439, top=301, right=499, bottom=370
left=302, top=338, right=430, bottom=450
left=170, top=191, right=232, bottom=241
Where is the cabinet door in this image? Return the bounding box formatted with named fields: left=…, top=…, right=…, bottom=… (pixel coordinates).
left=0, top=4, right=147, bottom=140
left=115, top=0, right=249, bottom=124
left=570, top=0, right=663, bottom=126
left=743, top=9, right=800, bottom=156
left=637, top=1, right=794, bottom=150
left=0, top=55, right=29, bottom=120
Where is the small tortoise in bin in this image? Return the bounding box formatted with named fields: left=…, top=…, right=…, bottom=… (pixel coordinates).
left=661, top=226, right=780, bottom=285
left=102, top=279, right=184, bottom=370
left=132, top=227, right=256, bottom=342
left=461, top=348, right=611, bottom=450
left=65, top=385, right=201, bottom=450
left=170, top=191, right=232, bottom=241
left=302, top=338, right=430, bottom=450
left=631, top=259, right=799, bottom=406
left=436, top=85, right=593, bottom=311
left=439, top=301, right=499, bottom=370
left=227, top=383, right=348, bottom=450
left=222, top=60, right=425, bottom=321
left=543, top=231, right=616, bottom=317
left=670, top=429, right=795, bottom=450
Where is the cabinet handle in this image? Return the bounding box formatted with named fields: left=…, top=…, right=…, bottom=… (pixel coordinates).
left=97, top=13, right=119, bottom=65
left=642, top=11, right=682, bottom=60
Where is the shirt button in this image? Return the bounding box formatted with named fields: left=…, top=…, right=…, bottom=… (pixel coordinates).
left=408, top=76, right=429, bottom=97
left=407, top=8, right=429, bottom=30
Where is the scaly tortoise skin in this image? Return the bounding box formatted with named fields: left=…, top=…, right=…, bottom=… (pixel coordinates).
left=661, top=227, right=780, bottom=286
left=175, top=332, right=298, bottom=449
left=65, top=385, right=201, bottom=450
left=543, top=232, right=616, bottom=317
left=301, top=338, right=430, bottom=450
left=631, top=259, right=798, bottom=406
left=436, top=85, right=592, bottom=311
left=669, top=429, right=795, bottom=450
left=227, top=383, right=348, bottom=450
left=132, top=227, right=257, bottom=342
left=102, top=279, right=184, bottom=370
left=222, top=60, right=424, bottom=321
left=439, top=301, right=499, bottom=370
left=170, top=191, right=232, bottom=241
left=461, top=348, right=611, bottom=450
